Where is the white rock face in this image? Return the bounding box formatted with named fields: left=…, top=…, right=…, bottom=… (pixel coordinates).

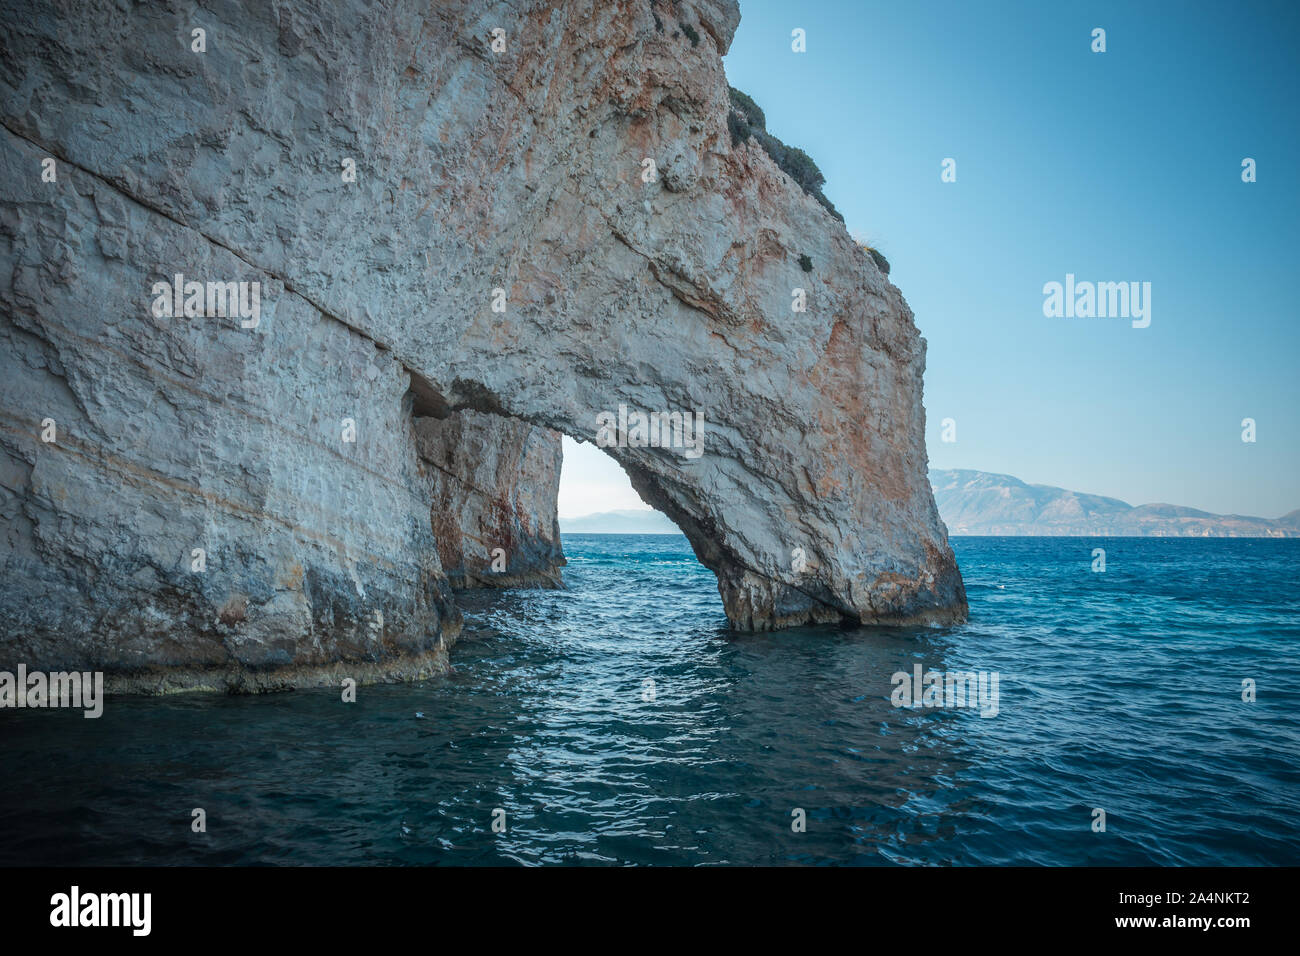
left=0, top=0, right=965, bottom=689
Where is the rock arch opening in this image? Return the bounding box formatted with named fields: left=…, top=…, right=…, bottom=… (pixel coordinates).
left=403, top=370, right=961, bottom=636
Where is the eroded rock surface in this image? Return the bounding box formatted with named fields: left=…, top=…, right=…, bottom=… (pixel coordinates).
left=0, top=0, right=966, bottom=689
left=418, top=410, right=565, bottom=588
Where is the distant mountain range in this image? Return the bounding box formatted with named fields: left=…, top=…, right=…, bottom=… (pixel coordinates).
left=561, top=473, right=1300, bottom=538
left=930, top=469, right=1300, bottom=537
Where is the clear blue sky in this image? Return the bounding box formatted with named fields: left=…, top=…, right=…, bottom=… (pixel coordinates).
left=560, top=0, right=1299, bottom=519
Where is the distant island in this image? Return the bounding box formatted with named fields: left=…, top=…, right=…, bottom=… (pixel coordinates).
left=560, top=509, right=682, bottom=534
left=930, top=469, right=1300, bottom=537
left=563, top=472, right=1300, bottom=538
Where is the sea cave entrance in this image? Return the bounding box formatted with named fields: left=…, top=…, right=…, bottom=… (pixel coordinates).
left=410, top=383, right=704, bottom=595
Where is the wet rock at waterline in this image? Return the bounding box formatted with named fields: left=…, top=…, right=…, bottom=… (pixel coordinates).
left=0, top=0, right=966, bottom=691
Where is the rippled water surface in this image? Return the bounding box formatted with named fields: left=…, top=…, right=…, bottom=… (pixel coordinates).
left=2, top=534, right=1298, bottom=865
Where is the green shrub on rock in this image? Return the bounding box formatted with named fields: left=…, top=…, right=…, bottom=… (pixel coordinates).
left=727, top=87, right=842, bottom=221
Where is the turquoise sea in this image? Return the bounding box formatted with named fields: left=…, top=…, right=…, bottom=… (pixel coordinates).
left=1, top=534, right=1297, bottom=866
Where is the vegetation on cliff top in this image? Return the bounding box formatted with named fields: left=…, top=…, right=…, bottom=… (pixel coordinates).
left=856, top=240, right=891, bottom=275
left=727, top=86, right=842, bottom=222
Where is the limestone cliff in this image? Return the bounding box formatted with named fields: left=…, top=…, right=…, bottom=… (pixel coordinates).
left=0, top=0, right=966, bottom=691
